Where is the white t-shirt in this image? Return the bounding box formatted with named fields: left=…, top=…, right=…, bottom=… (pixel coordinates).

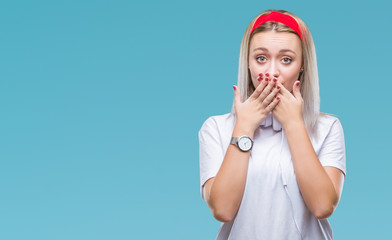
left=199, top=112, right=346, bottom=240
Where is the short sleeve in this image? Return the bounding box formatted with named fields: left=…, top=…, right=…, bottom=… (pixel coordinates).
left=318, top=119, right=346, bottom=177
left=198, top=117, right=225, bottom=201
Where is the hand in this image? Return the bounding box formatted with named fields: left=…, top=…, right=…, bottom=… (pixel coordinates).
left=272, top=81, right=304, bottom=129
left=233, top=74, right=281, bottom=133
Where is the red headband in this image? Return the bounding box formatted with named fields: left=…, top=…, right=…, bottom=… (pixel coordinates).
left=251, top=11, right=303, bottom=40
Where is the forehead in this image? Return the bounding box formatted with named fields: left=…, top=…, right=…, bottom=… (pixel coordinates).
left=249, top=31, right=302, bottom=54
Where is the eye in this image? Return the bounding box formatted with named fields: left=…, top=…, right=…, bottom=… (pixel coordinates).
left=256, top=55, right=267, bottom=63
left=281, top=57, right=292, bottom=64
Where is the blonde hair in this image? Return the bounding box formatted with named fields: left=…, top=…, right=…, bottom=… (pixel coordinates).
left=231, top=9, right=320, bottom=135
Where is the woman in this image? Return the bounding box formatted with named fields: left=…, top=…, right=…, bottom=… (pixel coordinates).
left=199, top=10, right=346, bottom=239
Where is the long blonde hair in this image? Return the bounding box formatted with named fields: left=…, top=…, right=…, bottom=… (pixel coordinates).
left=231, top=9, right=320, bottom=135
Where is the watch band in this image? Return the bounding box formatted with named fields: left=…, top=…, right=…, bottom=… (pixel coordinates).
left=230, top=137, right=239, bottom=145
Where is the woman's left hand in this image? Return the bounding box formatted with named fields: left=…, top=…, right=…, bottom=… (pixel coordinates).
left=272, top=81, right=304, bottom=128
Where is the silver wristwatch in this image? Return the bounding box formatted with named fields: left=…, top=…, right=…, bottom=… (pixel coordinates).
left=230, top=136, right=253, bottom=152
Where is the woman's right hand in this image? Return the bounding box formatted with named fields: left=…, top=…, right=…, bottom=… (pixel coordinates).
left=233, top=74, right=281, bottom=133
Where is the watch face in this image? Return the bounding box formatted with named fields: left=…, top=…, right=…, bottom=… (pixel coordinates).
left=238, top=137, right=252, bottom=151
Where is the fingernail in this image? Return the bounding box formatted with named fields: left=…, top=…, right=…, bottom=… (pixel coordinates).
left=233, top=86, right=236, bottom=90
left=259, top=73, right=263, bottom=77
left=276, top=97, right=280, bottom=100
left=296, top=81, right=300, bottom=86
left=265, top=77, right=269, bottom=81
left=257, top=76, right=261, bottom=82
left=277, top=85, right=280, bottom=89
left=273, top=78, right=277, bottom=82
left=266, top=73, right=270, bottom=77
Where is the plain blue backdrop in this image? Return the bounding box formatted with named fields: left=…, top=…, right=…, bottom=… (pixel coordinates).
left=0, top=0, right=391, bottom=239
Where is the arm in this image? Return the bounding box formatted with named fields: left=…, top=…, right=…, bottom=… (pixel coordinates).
left=273, top=81, right=345, bottom=219
left=204, top=122, right=254, bottom=223
left=284, top=120, right=345, bottom=219
left=203, top=76, right=280, bottom=222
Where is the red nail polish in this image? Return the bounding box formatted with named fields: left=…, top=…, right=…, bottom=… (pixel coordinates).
left=265, top=78, right=269, bottom=81
left=233, top=86, right=236, bottom=90
left=277, top=85, right=280, bottom=89
left=257, top=77, right=261, bottom=82
left=273, top=78, right=277, bottom=82
left=259, top=73, right=263, bottom=77
left=276, top=96, right=280, bottom=100
left=296, top=82, right=300, bottom=86
left=266, top=73, right=270, bottom=77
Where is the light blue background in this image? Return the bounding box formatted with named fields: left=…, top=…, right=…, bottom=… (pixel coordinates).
left=0, top=0, right=391, bottom=239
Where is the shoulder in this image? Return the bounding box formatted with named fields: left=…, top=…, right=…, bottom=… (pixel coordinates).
left=311, top=113, right=345, bottom=149
left=316, top=113, right=343, bottom=133
left=199, top=112, right=235, bottom=141
left=199, top=112, right=235, bottom=132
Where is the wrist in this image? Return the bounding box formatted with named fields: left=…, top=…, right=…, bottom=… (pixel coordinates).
left=282, top=118, right=305, bottom=133
left=233, top=121, right=255, bottom=139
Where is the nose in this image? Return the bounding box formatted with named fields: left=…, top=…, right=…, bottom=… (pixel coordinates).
left=266, top=61, right=280, bottom=79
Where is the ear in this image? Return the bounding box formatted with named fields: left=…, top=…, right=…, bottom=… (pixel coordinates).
left=298, top=67, right=304, bottom=80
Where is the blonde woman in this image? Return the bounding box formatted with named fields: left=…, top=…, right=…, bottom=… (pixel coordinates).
left=199, top=10, right=346, bottom=239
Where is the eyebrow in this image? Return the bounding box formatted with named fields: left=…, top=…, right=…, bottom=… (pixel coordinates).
left=253, top=47, right=296, bottom=55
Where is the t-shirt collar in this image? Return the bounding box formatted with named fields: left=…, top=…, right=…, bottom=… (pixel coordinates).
left=260, top=112, right=282, bottom=131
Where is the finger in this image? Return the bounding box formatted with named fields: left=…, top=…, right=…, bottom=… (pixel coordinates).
left=250, top=76, right=269, bottom=100
left=292, top=81, right=302, bottom=100
left=276, top=82, right=290, bottom=95
left=257, top=77, right=276, bottom=102
left=265, top=95, right=281, bottom=112
left=277, top=82, right=296, bottom=99
left=233, top=85, right=241, bottom=105
left=261, top=84, right=281, bottom=108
